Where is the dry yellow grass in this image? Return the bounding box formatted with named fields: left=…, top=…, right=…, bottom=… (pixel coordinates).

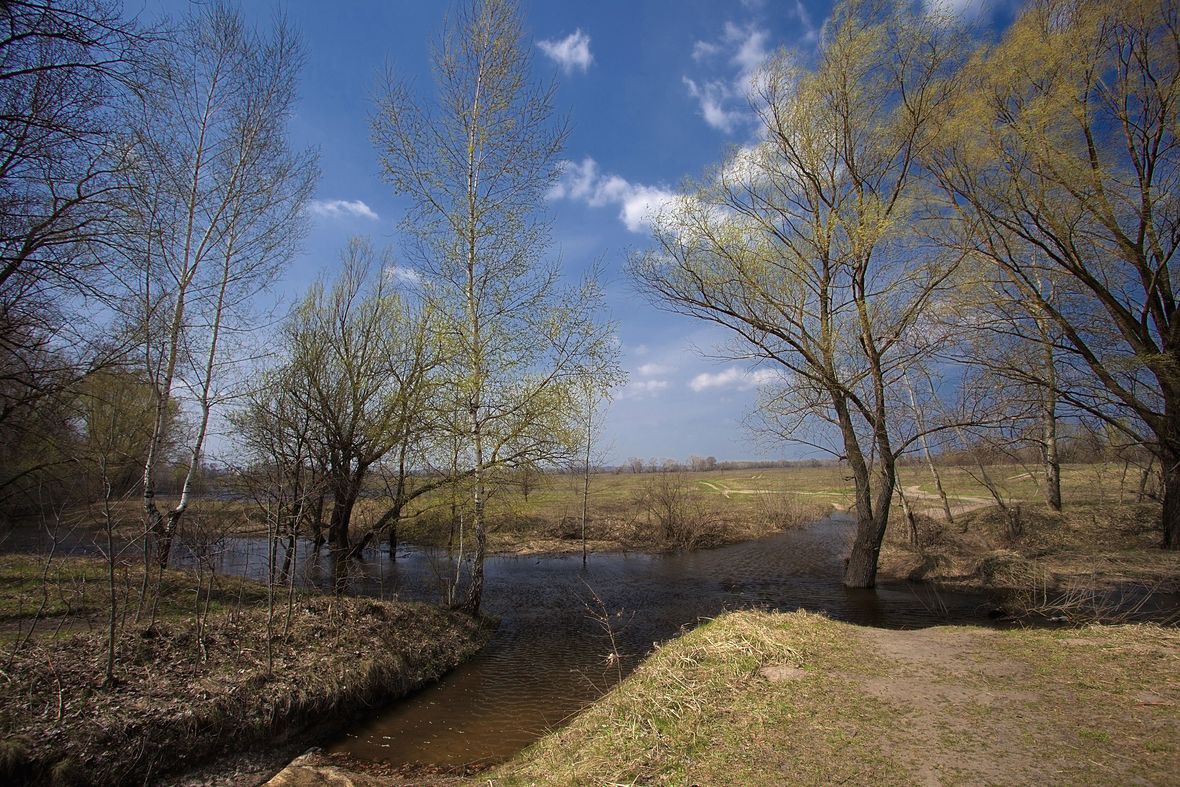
left=489, top=610, right=1180, bottom=786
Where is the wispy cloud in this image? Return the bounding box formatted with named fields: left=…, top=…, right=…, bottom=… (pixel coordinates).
left=384, top=265, right=423, bottom=287
left=689, top=367, right=779, bottom=392
left=792, top=1, right=819, bottom=42
left=547, top=157, right=677, bottom=233
left=307, top=199, right=379, bottom=221
left=682, top=78, right=748, bottom=134
left=538, top=29, right=593, bottom=74
left=637, top=362, right=672, bottom=377
left=684, top=21, right=773, bottom=135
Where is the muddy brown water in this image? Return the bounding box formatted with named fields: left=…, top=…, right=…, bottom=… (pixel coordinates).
left=213, top=515, right=996, bottom=768
left=2, top=514, right=996, bottom=768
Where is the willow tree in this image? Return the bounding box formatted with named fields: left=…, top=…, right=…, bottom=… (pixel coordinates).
left=929, top=0, right=1180, bottom=546
left=123, top=3, right=316, bottom=567
left=632, top=0, right=963, bottom=588
left=279, top=239, right=444, bottom=557
left=374, top=0, right=618, bottom=612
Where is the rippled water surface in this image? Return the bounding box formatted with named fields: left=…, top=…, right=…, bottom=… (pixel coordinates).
left=312, top=516, right=989, bottom=767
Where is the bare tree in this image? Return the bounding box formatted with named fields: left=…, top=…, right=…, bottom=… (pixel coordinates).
left=632, top=1, right=964, bottom=587
left=373, top=0, right=619, bottom=612
left=120, top=3, right=316, bottom=567
left=0, top=1, right=152, bottom=514
left=934, top=267, right=1065, bottom=512
left=576, top=378, right=620, bottom=565
left=0, top=0, right=146, bottom=300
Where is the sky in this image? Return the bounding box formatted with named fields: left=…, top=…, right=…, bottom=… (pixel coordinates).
left=138, top=0, right=1020, bottom=465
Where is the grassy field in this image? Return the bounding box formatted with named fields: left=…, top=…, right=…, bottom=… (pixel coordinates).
left=35, top=461, right=1165, bottom=548
left=390, top=460, right=1169, bottom=557
left=21, top=462, right=1178, bottom=609
left=487, top=609, right=1180, bottom=786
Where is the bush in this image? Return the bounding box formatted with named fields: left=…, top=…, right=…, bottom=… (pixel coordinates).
left=633, top=470, right=727, bottom=550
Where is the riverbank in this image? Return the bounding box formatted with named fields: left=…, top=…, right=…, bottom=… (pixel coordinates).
left=879, top=502, right=1180, bottom=622
left=488, top=609, right=1179, bottom=785
left=0, top=555, right=491, bottom=785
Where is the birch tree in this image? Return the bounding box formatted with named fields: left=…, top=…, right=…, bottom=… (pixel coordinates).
left=374, top=0, right=619, bottom=612
left=123, top=3, right=316, bottom=567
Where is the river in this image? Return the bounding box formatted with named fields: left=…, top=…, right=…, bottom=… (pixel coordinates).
left=205, top=514, right=993, bottom=768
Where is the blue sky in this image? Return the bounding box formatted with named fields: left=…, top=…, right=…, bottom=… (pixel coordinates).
left=141, top=0, right=1017, bottom=465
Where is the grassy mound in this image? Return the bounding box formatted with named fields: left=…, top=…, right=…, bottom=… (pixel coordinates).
left=491, top=610, right=1179, bottom=785
left=881, top=502, right=1180, bottom=622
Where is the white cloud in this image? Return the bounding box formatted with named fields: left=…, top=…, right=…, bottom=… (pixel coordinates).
left=538, top=29, right=593, bottom=74
left=307, top=199, right=379, bottom=221
left=726, top=22, right=771, bottom=75
left=692, top=40, right=721, bottom=61
left=619, top=378, right=670, bottom=400
left=683, top=78, right=747, bottom=134
left=689, top=367, right=779, bottom=392
left=637, top=362, right=671, bottom=376
left=547, top=157, right=678, bottom=233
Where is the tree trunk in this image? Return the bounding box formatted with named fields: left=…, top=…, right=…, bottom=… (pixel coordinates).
left=834, top=398, right=891, bottom=588
left=1163, top=455, right=1180, bottom=549
left=908, top=376, right=953, bottom=523
left=1039, top=326, right=1062, bottom=512
left=309, top=493, right=326, bottom=549
left=846, top=460, right=897, bottom=588
left=461, top=398, right=487, bottom=614
left=463, top=463, right=486, bottom=613
left=844, top=508, right=888, bottom=587
left=896, top=484, right=918, bottom=547
left=1137, top=455, right=1156, bottom=503
left=155, top=509, right=184, bottom=569
left=328, top=481, right=359, bottom=554
left=1043, top=440, right=1062, bottom=512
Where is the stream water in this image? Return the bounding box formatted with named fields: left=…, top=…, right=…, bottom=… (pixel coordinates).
left=3, top=514, right=997, bottom=768
left=232, top=514, right=992, bottom=768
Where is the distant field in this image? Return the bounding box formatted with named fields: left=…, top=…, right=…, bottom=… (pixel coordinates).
left=9, top=461, right=1162, bottom=557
